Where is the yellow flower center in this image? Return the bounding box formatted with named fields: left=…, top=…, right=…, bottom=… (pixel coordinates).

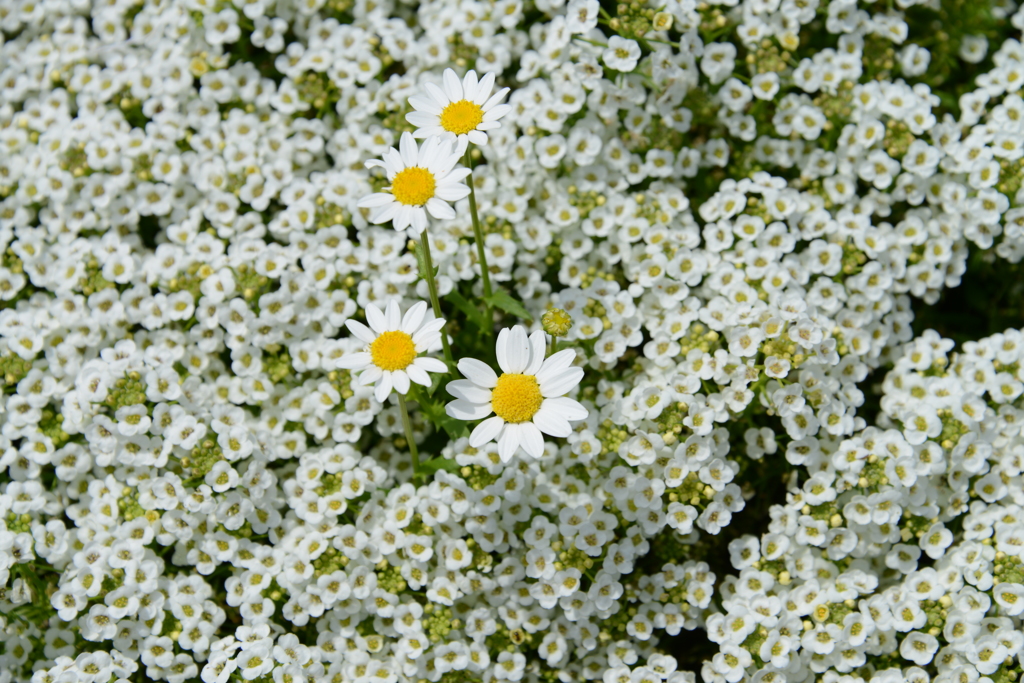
left=439, top=99, right=484, bottom=135
left=390, top=167, right=436, bottom=206
left=491, top=373, right=543, bottom=424
left=369, top=330, right=417, bottom=372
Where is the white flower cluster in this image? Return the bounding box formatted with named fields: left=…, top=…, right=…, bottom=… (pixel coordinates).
left=0, top=0, right=1023, bottom=681
left=701, top=326, right=1024, bottom=683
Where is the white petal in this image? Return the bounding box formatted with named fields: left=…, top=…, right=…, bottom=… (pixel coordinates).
left=539, top=367, right=584, bottom=398
left=424, top=82, right=451, bottom=108
left=406, top=111, right=438, bottom=128
left=474, top=72, right=495, bottom=104
left=398, top=132, right=419, bottom=168
left=501, top=325, right=530, bottom=374
left=498, top=424, right=521, bottom=462
left=447, top=380, right=492, bottom=403
left=412, top=320, right=445, bottom=350
left=401, top=301, right=427, bottom=334
left=359, top=366, right=383, bottom=386
left=482, top=89, right=511, bottom=111
left=365, top=304, right=387, bottom=334
left=370, top=203, right=400, bottom=226
left=374, top=373, right=393, bottom=403
left=414, top=357, right=448, bottom=374
left=462, top=69, right=479, bottom=99
left=543, top=396, right=588, bottom=422
left=384, top=299, right=402, bottom=330
left=482, top=102, right=512, bottom=120
left=524, top=330, right=546, bottom=375
left=495, top=327, right=510, bottom=373
left=519, top=422, right=545, bottom=458
left=458, top=358, right=497, bottom=388
left=469, top=415, right=504, bottom=447
left=345, top=320, right=377, bottom=344
left=357, top=192, right=396, bottom=208
left=443, top=68, right=463, bottom=101
left=426, top=198, right=455, bottom=220
left=392, top=370, right=410, bottom=395
left=535, top=348, right=576, bottom=383
left=532, top=404, right=572, bottom=437
left=409, top=206, right=428, bottom=232
left=407, top=364, right=431, bottom=387
left=434, top=184, right=470, bottom=202
left=336, top=351, right=371, bottom=370
left=408, top=95, right=442, bottom=115
left=446, top=399, right=493, bottom=421
left=468, top=130, right=488, bottom=146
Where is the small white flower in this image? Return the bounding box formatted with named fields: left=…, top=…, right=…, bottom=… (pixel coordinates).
left=406, top=68, right=512, bottom=146
left=602, top=36, right=641, bottom=72
left=358, top=132, right=471, bottom=233
left=339, top=300, right=447, bottom=403
left=445, top=325, right=588, bottom=461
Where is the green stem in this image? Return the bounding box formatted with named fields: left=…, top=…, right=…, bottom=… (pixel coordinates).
left=397, top=393, right=420, bottom=476
left=416, top=229, right=455, bottom=367
left=464, top=150, right=493, bottom=302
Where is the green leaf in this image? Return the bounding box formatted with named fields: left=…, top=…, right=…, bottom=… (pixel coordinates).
left=445, top=289, right=488, bottom=330
left=413, top=389, right=469, bottom=440
left=418, top=457, right=460, bottom=476
left=484, top=289, right=533, bottom=322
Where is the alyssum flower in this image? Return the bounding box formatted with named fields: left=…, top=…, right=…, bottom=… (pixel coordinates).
left=339, top=300, right=447, bottom=403
left=358, top=132, right=470, bottom=233
left=406, top=68, right=513, bottom=146
left=445, top=325, right=588, bottom=461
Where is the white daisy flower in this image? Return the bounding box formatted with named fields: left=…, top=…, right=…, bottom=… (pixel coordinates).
left=406, top=68, right=513, bottom=146
left=358, top=132, right=471, bottom=233
left=339, top=300, right=448, bottom=403
left=445, top=325, right=588, bottom=462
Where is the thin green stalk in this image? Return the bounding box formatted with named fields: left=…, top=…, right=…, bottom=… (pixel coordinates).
left=416, top=229, right=454, bottom=367
left=397, top=393, right=420, bottom=476
left=464, top=150, right=493, bottom=301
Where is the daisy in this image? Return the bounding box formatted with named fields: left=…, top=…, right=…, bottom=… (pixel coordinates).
left=406, top=68, right=513, bottom=146
left=358, top=132, right=471, bottom=233
left=445, top=326, right=588, bottom=462
left=339, top=300, right=448, bottom=403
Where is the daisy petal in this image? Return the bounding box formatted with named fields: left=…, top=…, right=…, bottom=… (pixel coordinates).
left=406, top=111, right=438, bottom=128
left=469, top=415, right=504, bottom=447
left=520, top=422, right=545, bottom=458
left=345, top=320, right=377, bottom=344
left=414, top=357, right=447, bottom=373
left=468, top=130, right=488, bottom=146
left=336, top=351, right=372, bottom=370
left=524, top=330, right=546, bottom=375
left=392, top=370, right=410, bottom=395
left=359, top=366, right=383, bottom=386
left=458, top=358, right=497, bottom=388
left=424, top=82, right=451, bottom=107
left=543, top=396, right=588, bottom=422
left=445, top=399, right=493, bottom=421
left=408, top=95, right=442, bottom=115
left=482, top=103, right=513, bottom=121
left=434, top=184, right=470, bottom=202
left=474, top=72, right=495, bottom=105
left=398, top=132, right=418, bottom=169
left=370, top=203, right=400, bottom=226
left=503, top=326, right=530, bottom=374
left=357, top=192, right=395, bottom=208
left=463, top=70, right=479, bottom=99
left=401, top=301, right=427, bottom=334
left=532, top=404, right=572, bottom=437
left=498, top=423, right=521, bottom=462
left=447, top=380, right=492, bottom=403
left=442, top=68, right=463, bottom=101
left=407, top=364, right=431, bottom=387
left=365, top=304, right=387, bottom=334
left=535, top=349, right=576, bottom=383
left=539, top=367, right=584, bottom=398
left=384, top=299, right=402, bottom=330
left=483, top=89, right=511, bottom=111
left=374, top=373, right=393, bottom=403
left=426, top=198, right=455, bottom=220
